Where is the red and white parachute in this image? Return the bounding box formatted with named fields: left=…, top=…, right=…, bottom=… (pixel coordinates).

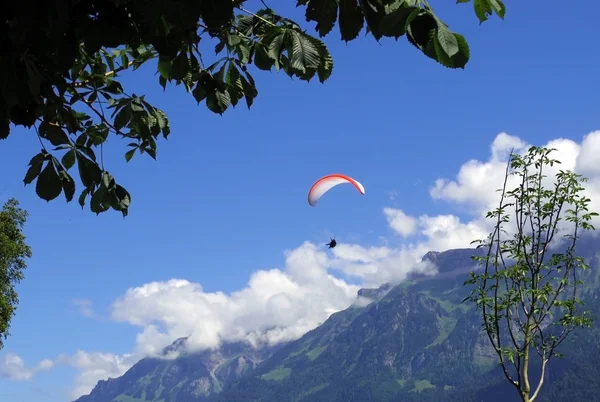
left=308, top=174, right=365, bottom=207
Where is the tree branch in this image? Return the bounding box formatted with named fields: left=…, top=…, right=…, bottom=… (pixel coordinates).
left=529, top=356, right=548, bottom=402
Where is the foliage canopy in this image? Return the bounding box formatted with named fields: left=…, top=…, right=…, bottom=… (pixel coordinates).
left=1, top=0, right=505, bottom=216
left=0, top=198, right=32, bottom=350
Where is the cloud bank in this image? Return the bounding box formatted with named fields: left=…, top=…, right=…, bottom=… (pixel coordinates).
left=2, top=131, right=600, bottom=400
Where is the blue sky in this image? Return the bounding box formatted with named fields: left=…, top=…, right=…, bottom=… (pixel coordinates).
left=1, top=1, right=600, bottom=401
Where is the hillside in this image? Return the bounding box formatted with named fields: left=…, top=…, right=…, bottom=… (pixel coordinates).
left=75, top=239, right=600, bottom=402
left=74, top=340, right=280, bottom=402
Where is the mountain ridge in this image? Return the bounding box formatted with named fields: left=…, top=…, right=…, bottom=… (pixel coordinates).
left=74, top=239, right=600, bottom=402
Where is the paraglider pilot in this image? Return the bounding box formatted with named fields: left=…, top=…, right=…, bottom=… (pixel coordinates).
left=326, top=237, right=337, bottom=249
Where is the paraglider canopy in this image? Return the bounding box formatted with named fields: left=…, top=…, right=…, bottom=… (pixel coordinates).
left=307, top=174, right=365, bottom=207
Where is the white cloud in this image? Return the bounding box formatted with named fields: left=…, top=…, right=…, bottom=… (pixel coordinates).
left=57, top=351, right=137, bottom=400
left=0, top=353, right=53, bottom=381
left=4, top=130, right=600, bottom=401
left=72, top=299, right=97, bottom=319
left=0, top=353, right=33, bottom=380
left=383, top=207, right=417, bottom=237
left=577, top=131, right=600, bottom=177
left=429, top=132, right=528, bottom=211
left=110, top=243, right=361, bottom=354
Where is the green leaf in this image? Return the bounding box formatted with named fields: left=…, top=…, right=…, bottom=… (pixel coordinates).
left=227, top=33, right=241, bottom=47
left=23, top=152, right=45, bottom=185
left=405, top=10, right=437, bottom=51
left=438, top=33, right=470, bottom=69
left=226, top=62, right=244, bottom=95
left=253, top=44, right=275, bottom=71
left=289, top=31, right=321, bottom=73
left=75, top=132, right=87, bottom=147
left=62, top=149, right=76, bottom=170
left=112, top=184, right=131, bottom=217
left=86, top=124, right=110, bottom=146
left=192, top=80, right=208, bottom=103
left=267, top=30, right=288, bottom=68
left=154, top=109, right=170, bottom=138
left=338, top=0, right=364, bottom=42
left=78, top=187, right=90, bottom=208
left=113, top=106, right=132, bottom=131
left=103, top=81, right=124, bottom=94
left=76, top=152, right=102, bottom=188
left=235, top=42, right=251, bottom=64
left=170, top=51, right=189, bottom=81
left=206, top=89, right=231, bottom=115
left=303, top=0, right=339, bottom=37
left=35, top=161, right=62, bottom=202
left=90, top=186, right=110, bottom=215
left=130, top=97, right=144, bottom=112
left=40, top=122, right=71, bottom=146
left=489, top=0, right=506, bottom=18
left=379, top=6, right=415, bottom=39
left=435, top=22, right=459, bottom=57
left=358, top=0, right=385, bottom=40
left=78, top=146, right=97, bottom=163
left=102, top=171, right=116, bottom=191
left=303, top=35, right=334, bottom=83
left=58, top=169, right=76, bottom=202
left=157, top=58, right=172, bottom=79
left=125, top=148, right=136, bottom=162
left=215, top=39, right=226, bottom=55
left=240, top=74, right=258, bottom=109
left=473, top=0, right=493, bottom=23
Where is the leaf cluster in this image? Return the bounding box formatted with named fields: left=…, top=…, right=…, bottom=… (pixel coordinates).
left=0, top=0, right=505, bottom=215
left=0, top=199, right=31, bottom=350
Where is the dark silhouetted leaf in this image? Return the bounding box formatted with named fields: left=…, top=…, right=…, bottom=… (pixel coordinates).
left=62, top=149, right=76, bottom=170
left=76, top=152, right=102, bottom=188
left=113, top=106, right=132, bottom=131
left=379, top=6, right=415, bottom=39
left=206, top=89, right=231, bottom=114
left=23, top=152, right=45, bottom=185
left=170, top=51, right=189, bottom=81
left=253, top=44, right=274, bottom=71
left=358, top=0, right=385, bottom=40
left=405, top=10, right=437, bottom=51
left=302, top=0, right=338, bottom=37
left=78, top=187, right=90, bottom=208
left=201, top=0, right=234, bottom=32
left=35, top=161, right=62, bottom=201
left=112, top=184, right=131, bottom=217
left=339, top=0, right=364, bottom=41
left=40, top=122, right=70, bottom=146
left=59, top=170, right=76, bottom=202
left=90, top=186, right=110, bottom=215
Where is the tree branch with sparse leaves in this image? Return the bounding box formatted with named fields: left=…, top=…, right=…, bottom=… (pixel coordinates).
left=464, top=146, right=598, bottom=402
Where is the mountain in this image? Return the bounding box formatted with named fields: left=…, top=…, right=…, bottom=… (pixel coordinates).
left=74, top=339, right=281, bottom=402
left=75, top=239, right=600, bottom=402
